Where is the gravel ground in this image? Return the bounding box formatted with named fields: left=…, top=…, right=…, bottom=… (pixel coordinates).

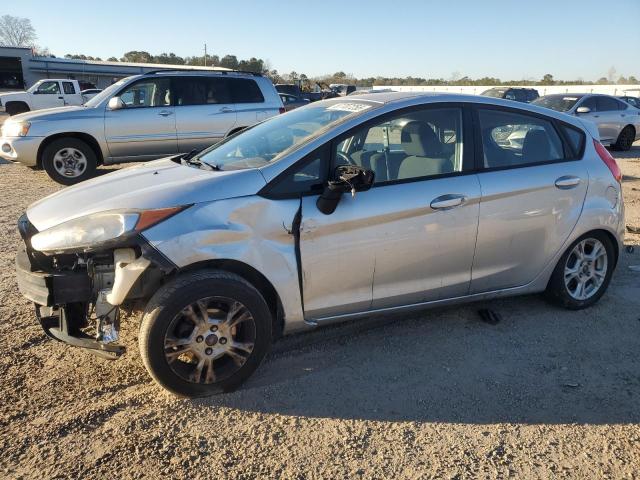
left=1, top=147, right=639, bottom=479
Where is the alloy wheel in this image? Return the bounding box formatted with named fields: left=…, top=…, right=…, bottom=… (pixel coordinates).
left=163, top=296, right=256, bottom=384
left=563, top=238, right=608, bottom=301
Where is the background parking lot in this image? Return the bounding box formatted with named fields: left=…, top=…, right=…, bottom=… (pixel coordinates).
left=1, top=146, right=639, bottom=479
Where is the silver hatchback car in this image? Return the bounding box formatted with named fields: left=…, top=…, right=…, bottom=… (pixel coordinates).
left=16, top=92, right=624, bottom=396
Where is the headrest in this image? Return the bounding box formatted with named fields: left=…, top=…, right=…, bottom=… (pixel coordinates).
left=522, top=129, right=551, bottom=163
left=401, top=121, right=443, bottom=157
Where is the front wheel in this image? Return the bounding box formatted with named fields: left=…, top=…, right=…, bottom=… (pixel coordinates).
left=138, top=270, right=272, bottom=397
left=545, top=232, right=615, bottom=309
left=42, top=138, right=97, bottom=185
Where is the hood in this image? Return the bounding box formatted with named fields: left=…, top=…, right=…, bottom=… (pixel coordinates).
left=27, top=158, right=267, bottom=231
left=12, top=105, right=93, bottom=123
left=0, top=91, right=29, bottom=101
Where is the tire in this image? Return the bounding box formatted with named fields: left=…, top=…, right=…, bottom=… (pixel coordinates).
left=613, top=126, right=635, bottom=151
left=5, top=103, right=29, bottom=116
left=139, top=270, right=272, bottom=397
left=41, top=138, right=97, bottom=185
left=545, top=231, right=615, bottom=310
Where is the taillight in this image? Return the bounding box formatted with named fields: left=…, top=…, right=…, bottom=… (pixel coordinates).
left=279, top=107, right=286, bottom=114
left=593, top=139, right=622, bottom=183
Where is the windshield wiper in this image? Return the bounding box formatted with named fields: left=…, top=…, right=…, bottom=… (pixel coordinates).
left=179, top=150, right=221, bottom=171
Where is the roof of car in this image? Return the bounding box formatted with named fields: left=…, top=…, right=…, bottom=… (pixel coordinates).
left=326, top=91, right=587, bottom=129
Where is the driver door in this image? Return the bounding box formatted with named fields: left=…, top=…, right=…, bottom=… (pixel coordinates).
left=32, top=81, right=65, bottom=109
left=298, top=105, right=480, bottom=321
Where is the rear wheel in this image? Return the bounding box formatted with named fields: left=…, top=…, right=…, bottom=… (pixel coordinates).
left=42, top=138, right=97, bottom=185
left=613, top=126, right=635, bottom=151
left=139, top=270, right=272, bottom=397
left=545, top=232, right=615, bottom=309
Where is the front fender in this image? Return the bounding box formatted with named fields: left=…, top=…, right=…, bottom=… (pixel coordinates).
left=142, top=196, right=307, bottom=333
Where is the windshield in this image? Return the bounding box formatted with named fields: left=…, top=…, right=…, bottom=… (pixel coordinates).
left=532, top=95, right=581, bottom=112
left=84, top=77, right=133, bottom=107
left=196, top=101, right=377, bottom=170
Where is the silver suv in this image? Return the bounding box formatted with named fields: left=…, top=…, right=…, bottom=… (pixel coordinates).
left=15, top=93, right=624, bottom=397
left=0, top=70, right=284, bottom=184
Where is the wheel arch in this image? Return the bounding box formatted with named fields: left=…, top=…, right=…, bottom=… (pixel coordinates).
left=5, top=101, right=30, bottom=115
left=37, top=132, right=105, bottom=168
left=588, top=228, right=620, bottom=268
left=177, top=259, right=285, bottom=339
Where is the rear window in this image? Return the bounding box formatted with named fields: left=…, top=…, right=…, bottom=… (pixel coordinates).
left=230, top=78, right=264, bottom=103
left=560, top=124, right=586, bottom=158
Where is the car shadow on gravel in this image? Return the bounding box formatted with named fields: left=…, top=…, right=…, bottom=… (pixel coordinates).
left=612, top=145, right=640, bottom=160
left=189, top=260, right=640, bottom=425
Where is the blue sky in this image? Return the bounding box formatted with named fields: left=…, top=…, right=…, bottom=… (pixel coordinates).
left=5, top=0, right=640, bottom=80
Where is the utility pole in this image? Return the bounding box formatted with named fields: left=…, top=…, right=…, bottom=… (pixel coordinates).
left=204, top=43, right=207, bottom=67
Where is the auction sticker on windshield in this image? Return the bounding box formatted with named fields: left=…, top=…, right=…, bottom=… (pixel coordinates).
left=327, top=103, right=372, bottom=113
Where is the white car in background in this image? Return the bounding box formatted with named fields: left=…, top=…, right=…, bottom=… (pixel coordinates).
left=533, top=94, right=640, bottom=150
left=0, top=79, right=85, bottom=116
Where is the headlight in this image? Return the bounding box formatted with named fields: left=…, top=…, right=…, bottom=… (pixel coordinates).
left=1, top=121, right=31, bottom=137
left=30, top=207, right=185, bottom=253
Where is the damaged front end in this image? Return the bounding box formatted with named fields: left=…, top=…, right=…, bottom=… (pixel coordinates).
left=15, top=214, right=171, bottom=359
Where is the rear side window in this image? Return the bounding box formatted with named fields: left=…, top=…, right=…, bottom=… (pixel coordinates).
left=62, top=81, right=76, bottom=94
left=230, top=78, right=264, bottom=103
left=478, top=109, right=565, bottom=168
left=559, top=124, right=585, bottom=158
left=596, top=97, right=620, bottom=112
left=173, top=77, right=231, bottom=105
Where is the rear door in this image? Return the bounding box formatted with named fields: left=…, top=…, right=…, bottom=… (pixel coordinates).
left=104, top=77, right=177, bottom=162
left=471, top=105, right=588, bottom=293
left=61, top=81, right=83, bottom=106
left=172, top=76, right=236, bottom=153
left=231, top=78, right=269, bottom=126
left=596, top=96, right=625, bottom=142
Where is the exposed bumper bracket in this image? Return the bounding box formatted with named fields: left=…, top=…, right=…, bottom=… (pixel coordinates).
left=37, top=306, right=125, bottom=360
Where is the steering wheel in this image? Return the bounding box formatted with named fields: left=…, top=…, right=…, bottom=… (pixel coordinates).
left=335, top=151, right=356, bottom=166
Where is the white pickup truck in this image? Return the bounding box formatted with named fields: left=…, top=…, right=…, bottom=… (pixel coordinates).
left=0, top=79, right=84, bottom=117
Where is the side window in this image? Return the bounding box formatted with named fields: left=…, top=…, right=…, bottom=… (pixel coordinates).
left=36, top=81, right=61, bottom=94
left=173, top=77, right=207, bottom=106
left=265, top=146, right=328, bottom=197
left=478, top=109, right=565, bottom=168
left=615, top=99, right=628, bottom=110
left=580, top=97, right=598, bottom=111
left=62, top=82, right=76, bottom=94
left=118, top=79, right=171, bottom=108
left=559, top=124, right=586, bottom=158
left=230, top=78, right=265, bottom=103
left=596, top=97, right=620, bottom=112
left=333, top=107, right=464, bottom=184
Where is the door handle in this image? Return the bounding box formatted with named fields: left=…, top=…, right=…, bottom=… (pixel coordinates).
left=430, top=194, right=467, bottom=210
left=555, top=176, right=581, bottom=189
left=58, top=96, right=64, bottom=99
left=219, top=106, right=234, bottom=113
left=158, top=110, right=173, bottom=117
